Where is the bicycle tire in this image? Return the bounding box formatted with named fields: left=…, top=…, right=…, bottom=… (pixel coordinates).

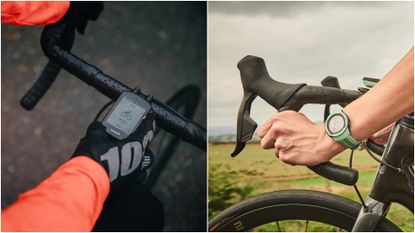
left=209, top=190, right=401, bottom=232
left=145, top=84, right=201, bottom=189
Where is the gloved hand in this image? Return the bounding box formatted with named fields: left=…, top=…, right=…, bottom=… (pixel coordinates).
left=59, top=1, right=104, bottom=34
left=73, top=110, right=157, bottom=197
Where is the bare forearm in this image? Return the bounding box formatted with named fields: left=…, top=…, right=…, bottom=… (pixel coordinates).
left=344, top=47, right=414, bottom=141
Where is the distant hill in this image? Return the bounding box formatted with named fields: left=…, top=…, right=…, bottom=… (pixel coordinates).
left=209, top=126, right=235, bottom=136
left=209, top=126, right=261, bottom=143
left=210, top=120, right=324, bottom=143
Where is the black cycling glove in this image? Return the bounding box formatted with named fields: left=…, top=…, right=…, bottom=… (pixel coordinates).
left=73, top=110, right=156, bottom=196
left=59, top=1, right=104, bottom=34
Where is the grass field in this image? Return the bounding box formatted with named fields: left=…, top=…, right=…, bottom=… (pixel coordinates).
left=209, top=143, right=414, bottom=231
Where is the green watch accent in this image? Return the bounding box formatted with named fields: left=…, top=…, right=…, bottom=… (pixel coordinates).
left=362, top=77, right=380, bottom=88
left=363, top=80, right=376, bottom=88
left=324, top=110, right=361, bottom=150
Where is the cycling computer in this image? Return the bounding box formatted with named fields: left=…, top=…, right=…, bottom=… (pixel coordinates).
left=103, top=92, right=151, bottom=140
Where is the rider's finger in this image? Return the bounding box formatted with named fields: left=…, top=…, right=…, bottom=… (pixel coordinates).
left=260, top=129, right=276, bottom=149
left=370, top=137, right=387, bottom=145
left=258, top=113, right=279, bottom=138
left=274, top=137, right=293, bottom=151
left=260, top=134, right=275, bottom=149
left=260, top=123, right=280, bottom=149
left=277, top=150, right=296, bottom=166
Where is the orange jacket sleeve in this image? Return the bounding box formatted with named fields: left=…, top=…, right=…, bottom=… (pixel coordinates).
left=1, top=156, right=110, bottom=232
left=1, top=1, right=70, bottom=26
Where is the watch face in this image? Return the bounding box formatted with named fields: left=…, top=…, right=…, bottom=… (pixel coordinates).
left=328, top=114, right=345, bottom=134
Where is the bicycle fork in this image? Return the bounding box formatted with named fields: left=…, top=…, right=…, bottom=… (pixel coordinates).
left=352, top=197, right=390, bottom=231
left=352, top=115, right=414, bottom=231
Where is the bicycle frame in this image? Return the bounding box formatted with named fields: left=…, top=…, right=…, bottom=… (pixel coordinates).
left=352, top=114, right=414, bottom=231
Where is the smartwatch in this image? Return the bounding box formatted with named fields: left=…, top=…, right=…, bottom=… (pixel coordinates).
left=324, top=110, right=361, bottom=149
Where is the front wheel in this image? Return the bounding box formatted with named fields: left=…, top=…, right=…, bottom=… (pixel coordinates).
left=209, top=190, right=401, bottom=232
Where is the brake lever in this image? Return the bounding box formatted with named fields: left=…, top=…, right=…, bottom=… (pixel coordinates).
left=230, top=91, right=297, bottom=157
left=231, top=91, right=258, bottom=156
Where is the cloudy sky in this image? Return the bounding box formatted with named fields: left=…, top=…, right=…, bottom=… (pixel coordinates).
left=209, top=1, right=413, bottom=135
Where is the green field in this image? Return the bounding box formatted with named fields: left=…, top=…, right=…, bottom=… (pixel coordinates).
left=209, top=143, right=413, bottom=231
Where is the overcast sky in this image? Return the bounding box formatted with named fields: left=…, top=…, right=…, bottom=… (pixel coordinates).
left=209, top=1, right=413, bottom=135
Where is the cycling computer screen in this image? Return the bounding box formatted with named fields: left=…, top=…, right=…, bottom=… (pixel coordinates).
left=103, top=92, right=151, bottom=140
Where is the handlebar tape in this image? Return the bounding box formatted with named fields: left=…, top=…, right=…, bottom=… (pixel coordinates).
left=309, top=162, right=359, bottom=186
left=21, top=25, right=75, bottom=110
left=20, top=61, right=61, bottom=110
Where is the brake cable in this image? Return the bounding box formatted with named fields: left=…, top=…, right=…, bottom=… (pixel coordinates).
left=348, top=149, right=368, bottom=211
left=363, top=142, right=402, bottom=173
left=349, top=141, right=403, bottom=212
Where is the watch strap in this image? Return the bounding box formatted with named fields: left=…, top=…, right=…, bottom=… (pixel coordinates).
left=333, top=127, right=361, bottom=149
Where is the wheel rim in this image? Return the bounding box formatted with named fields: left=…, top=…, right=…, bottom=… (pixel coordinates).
left=250, top=220, right=347, bottom=232
left=211, top=203, right=357, bottom=231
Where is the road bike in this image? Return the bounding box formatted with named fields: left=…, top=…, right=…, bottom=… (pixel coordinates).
left=209, top=55, right=413, bottom=231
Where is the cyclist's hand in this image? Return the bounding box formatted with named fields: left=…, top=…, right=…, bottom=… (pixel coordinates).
left=59, top=1, right=104, bottom=33
left=258, top=111, right=344, bottom=166
left=72, top=111, right=156, bottom=196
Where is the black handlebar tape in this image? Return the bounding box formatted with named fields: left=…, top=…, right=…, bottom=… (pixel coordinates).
left=20, top=61, right=61, bottom=110
left=237, top=55, right=306, bottom=110
left=21, top=26, right=75, bottom=111
left=41, top=24, right=131, bottom=100
left=366, top=139, right=385, bottom=156
left=308, top=162, right=359, bottom=186
left=151, top=98, right=208, bottom=151
left=283, top=86, right=361, bottom=111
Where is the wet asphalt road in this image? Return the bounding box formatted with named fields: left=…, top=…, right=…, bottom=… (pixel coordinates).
left=2, top=2, right=206, bottom=231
